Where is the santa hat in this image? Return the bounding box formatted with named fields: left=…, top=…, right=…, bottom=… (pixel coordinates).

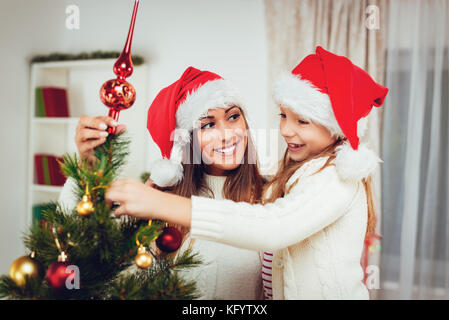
left=273, top=46, right=389, bottom=181
left=147, top=66, right=246, bottom=187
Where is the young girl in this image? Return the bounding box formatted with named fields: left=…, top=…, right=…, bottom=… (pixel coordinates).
left=105, top=47, right=389, bottom=299
left=60, top=66, right=265, bottom=300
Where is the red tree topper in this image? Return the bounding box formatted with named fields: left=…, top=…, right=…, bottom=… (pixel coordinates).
left=100, top=0, right=140, bottom=134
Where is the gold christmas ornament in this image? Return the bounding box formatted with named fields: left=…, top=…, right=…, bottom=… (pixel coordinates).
left=134, top=245, right=153, bottom=269
left=9, top=251, right=42, bottom=287
left=77, top=183, right=94, bottom=216
left=77, top=194, right=94, bottom=216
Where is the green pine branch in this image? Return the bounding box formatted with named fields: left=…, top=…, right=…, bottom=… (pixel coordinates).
left=105, top=248, right=203, bottom=300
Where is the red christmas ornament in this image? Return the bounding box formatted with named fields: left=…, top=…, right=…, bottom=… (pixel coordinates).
left=46, top=252, right=72, bottom=290
left=156, top=226, right=182, bottom=253
left=99, top=0, right=140, bottom=134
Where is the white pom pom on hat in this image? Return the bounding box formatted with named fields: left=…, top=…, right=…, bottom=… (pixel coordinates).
left=148, top=158, right=184, bottom=188
left=334, top=142, right=383, bottom=181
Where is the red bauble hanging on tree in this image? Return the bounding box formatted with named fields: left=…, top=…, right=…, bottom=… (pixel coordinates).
left=46, top=252, right=72, bottom=290
left=156, top=226, right=182, bottom=253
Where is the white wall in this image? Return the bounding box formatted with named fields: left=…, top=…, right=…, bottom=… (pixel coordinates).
left=0, top=0, right=268, bottom=274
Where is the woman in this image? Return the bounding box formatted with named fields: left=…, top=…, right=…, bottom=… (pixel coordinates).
left=60, top=66, right=265, bottom=300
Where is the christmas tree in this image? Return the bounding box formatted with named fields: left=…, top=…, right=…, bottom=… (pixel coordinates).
left=0, top=133, right=202, bottom=300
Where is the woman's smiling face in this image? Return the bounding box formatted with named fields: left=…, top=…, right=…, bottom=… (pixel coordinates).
left=279, top=106, right=337, bottom=162
left=196, top=106, right=248, bottom=175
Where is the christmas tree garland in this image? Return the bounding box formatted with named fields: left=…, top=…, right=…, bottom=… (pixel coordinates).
left=31, top=51, right=144, bottom=65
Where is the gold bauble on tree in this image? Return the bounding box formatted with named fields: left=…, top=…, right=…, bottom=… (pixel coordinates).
left=9, top=251, right=42, bottom=286
left=77, top=182, right=94, bottom=216
left=77, top=194, right=94, bottom=216
left=134, top=245, right=153, bottom=269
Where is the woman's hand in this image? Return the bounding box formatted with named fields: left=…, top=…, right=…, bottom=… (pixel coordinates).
left=105, top=179, right=156, bottom=219
left=75, top=116, right=127, bottom=163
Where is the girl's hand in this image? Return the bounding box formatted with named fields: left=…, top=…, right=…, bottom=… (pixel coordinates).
left=75, top=115, right=127, bottom=163
left=145, top=178, right=155, bottom=187
left=105, top=178, right=192, bottom=227
left=105, top=179, right=156, bottom=219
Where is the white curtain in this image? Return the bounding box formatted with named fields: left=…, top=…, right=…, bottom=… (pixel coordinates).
left=265, top=0, right=388, bottom=299
left=380, top=0, right=449, bottom=299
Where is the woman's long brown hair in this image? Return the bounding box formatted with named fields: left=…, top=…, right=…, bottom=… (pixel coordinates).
left=263, top=138, right=377, bottom=241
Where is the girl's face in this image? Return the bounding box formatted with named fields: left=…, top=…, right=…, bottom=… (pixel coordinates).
left=196, top=106, right=248, bottom=175
left=279, top=106, right=337, bottom=162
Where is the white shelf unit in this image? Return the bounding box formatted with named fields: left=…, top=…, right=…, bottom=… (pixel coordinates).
left=27, top=59, right=149, bottom=228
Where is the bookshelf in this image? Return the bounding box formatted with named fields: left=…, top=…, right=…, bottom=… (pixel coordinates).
left=27, top=59, right=149, bottom=227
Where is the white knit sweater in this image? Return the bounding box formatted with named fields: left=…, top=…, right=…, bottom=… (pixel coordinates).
left=178, top=174, right=263, bottom=300
left=190, top=156, right=370, bottom=300
left=58, top=174, right=263, bottom=300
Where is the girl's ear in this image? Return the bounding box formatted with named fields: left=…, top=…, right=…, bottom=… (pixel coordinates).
left=334, top=142, right=382, bottom=181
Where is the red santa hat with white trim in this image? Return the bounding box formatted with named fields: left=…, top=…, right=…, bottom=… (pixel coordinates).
left=273, top=46, right=389, bottom=181
left=147, top=66, right=246, bottom=187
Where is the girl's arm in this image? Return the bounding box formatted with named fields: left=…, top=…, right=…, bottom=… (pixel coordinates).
left=106, top=178, right=192, bottom=226
left=189, top=166, right=360, bottom=251
left=152, top=189, right=192, bottom=226
left=107, top=166, right=359, bottom=251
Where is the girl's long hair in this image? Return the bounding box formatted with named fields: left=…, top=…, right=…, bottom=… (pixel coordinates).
left=263, top=138, right=377, bottom=240
left=155, top=108, right=265, bottom=239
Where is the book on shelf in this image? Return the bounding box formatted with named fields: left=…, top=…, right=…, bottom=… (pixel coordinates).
left=32, top=203, right=57, bottom=225
left=34, top=154, right=66, bottom=186
left=32, top=204, right=46, bottom=224
left=35, top=87, right=70, bottom=118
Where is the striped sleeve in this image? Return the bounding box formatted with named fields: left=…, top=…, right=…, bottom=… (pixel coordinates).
left=262, top=251, right=273, bottom=300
